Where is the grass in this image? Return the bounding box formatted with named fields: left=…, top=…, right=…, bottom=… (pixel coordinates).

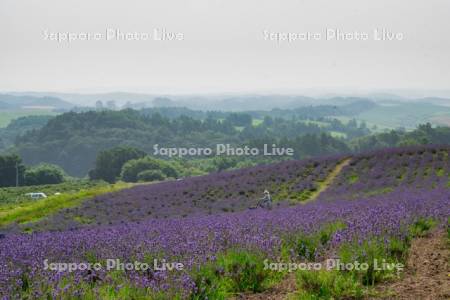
left=338, top=237, right=408, bottom=286
left=73, top=215, right=94, bottom=225
left=0, top=180, right=109, bottom=206
left=362, top=187, right=394, bottom=198
left=409, top=217, right=437, bottom=238
left=329, top=131, right=347, bottom=139
left=299, top=120, right=329, bottom=127
left=272, top=180, right=317, bottom=203
left=282, top=221, right=347, bottom=261
left=295, top=269, right=364, bottom=299
left=0, top=182, right=135, bottom=227
left=252, top=119, right=264, bottom=126
left=291, top=236, right=408, bottom=299
left=447, top=218, right=450, bottom=242
left=348, top=174, right=359, bottom=184
left=190, top=249, right=281, bottom=299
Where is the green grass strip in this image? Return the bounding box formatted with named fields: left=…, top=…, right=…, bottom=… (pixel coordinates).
left=0, top=182, right=134, bottom=227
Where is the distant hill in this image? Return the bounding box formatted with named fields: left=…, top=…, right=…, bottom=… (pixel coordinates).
left=9, top=92, right=321, bottom=110
left=9, top=92, right=156, bottom=107
left=0, top=115, right=55, bottom=150
left=355, top=102, right=450, bottom=129
left=0, top=94, right=73, bottom=110
left=0, top=102, right=13, bottom=109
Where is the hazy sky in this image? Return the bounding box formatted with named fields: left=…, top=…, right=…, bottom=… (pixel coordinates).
left=0, top=0, right=449, bottom=93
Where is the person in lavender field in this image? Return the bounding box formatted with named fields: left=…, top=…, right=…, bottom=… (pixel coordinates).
left=249, top=190, right=272, bottom=209
left=259, top=190, right=272, bottom=209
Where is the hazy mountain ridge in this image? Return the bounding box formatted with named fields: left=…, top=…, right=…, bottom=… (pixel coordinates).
left=0, top=94, right=73, bottom=110
left=6, top=91, right=450, bottom=110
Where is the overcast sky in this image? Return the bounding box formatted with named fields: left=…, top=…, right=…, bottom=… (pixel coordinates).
left=0, top=0, right=449, bottom=94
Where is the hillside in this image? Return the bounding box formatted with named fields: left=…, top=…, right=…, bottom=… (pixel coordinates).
left=0, top=145, right=448, bottom=299
left=0, top=94, right=73, bottom=110
left=12, top=156, right=343, bottom=232
left=318, top=145, right=450, bottom=200
left=0, top=115, right=54, bottom=150
left=7, top=145, right=448, bottom=233
left=13, top=109, right=352, bottom=176
left=4, top=105, right=450, bottom=177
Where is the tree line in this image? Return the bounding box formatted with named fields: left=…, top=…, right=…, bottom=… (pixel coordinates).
left=1, top=107, right=449, bottom=184
left=0, top=154, right=66, bottom=187
left=11, top=109, right=359, bottom=176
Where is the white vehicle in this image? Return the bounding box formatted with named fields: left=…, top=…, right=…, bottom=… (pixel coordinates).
left=25, top=192, right=48, bottom=200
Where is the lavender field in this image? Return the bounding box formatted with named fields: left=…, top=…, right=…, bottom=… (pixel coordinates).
left=0, top=145, right=449, bottom=299
left=24, top=157, right=342, bottom=232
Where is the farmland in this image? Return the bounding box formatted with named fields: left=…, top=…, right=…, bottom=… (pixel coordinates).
left=26, top=156, right=343, bottom=232
left=0, top=145, right=448, bottom=299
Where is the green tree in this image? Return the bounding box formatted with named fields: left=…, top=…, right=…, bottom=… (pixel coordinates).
left=24, top=164, right=66, bottom=186
left=137, top=169, right=166, bottom=182
left=121, top=156, right=179, bottom=182
left=225, top=113, right=253, bottom=127
left=212, top=157, right=238, bottom=172
left=89, top=146, right=146, bottom=183
left=0, top=154, right=25, bottom=187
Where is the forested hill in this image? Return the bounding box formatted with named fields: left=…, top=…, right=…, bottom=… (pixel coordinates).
left=10, top=109, right=450, bottom=177
left=0, top=115, right=53, bottom=150
left=14, top=110, right=351, bottom=176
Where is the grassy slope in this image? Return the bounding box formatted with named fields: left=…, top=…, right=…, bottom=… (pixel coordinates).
left=2, top=147, right=448, bottom=232
left=1, top=147, right=448, bottom=298
left=0, top=180, right=110, bottom=206
left=0, top=182, right=135, bottom=227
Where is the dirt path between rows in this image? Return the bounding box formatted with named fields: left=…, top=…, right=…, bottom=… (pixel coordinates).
left=305, top=157, right=351, bottom=203
left=372, top=230, right=449, bottom=299
left=234, top=230, right=449, bottom=300
left=232, top=273, right=297, bottom=300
